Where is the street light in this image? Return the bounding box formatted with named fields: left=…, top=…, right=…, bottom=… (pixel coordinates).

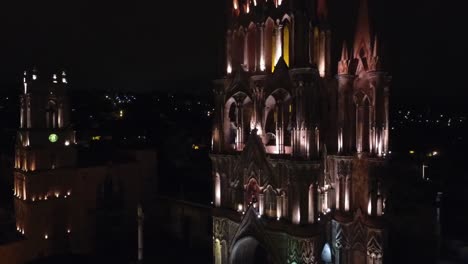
left=422, top=164, right=428, bottom=180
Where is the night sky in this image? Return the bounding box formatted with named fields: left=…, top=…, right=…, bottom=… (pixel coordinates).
left=0, top=0, right=464, bottom=106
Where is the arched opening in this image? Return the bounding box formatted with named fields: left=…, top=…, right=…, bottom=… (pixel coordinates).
left=272, top=23, right=282, bottom=72
left=215, top=173, right=221, bottom=207
left=264, top=89, right=292, bottom=153
left=226, top=30, right=233, bottom=73
left=355, top=93, right=371, bottom=153
left=321, top=243, right=332, bottom=263
left=263, top=185, right=276, bottom=218
left=232, top=28, right=245, bottom=67
left=223, top=93, right=252, bottom=151
left=230, top=236, right=272, bottom=264
left=282, top=22, right=290, bottom=66
left=359, top=45, right=369, bottom=72
left=362, top=97, right=370, bottom=152
left=46, top=100, right=58, bottom=128
left=339, top=176, right=345, bottom=210
left=223, top=97, right=238, bottom=150
left=264, top=95, right=277, bottom=147
left=264, top=18, right=274, bottom=72
left=280, top=190, right=287, bottom=219
left=247, top=23, right=257, bottom=72
left=308, top=184, right=315, bottom=223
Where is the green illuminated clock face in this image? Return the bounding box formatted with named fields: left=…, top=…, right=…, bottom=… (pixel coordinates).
left=48, top=133, right=58, bottom=143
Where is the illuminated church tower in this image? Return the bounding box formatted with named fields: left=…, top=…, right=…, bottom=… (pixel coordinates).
left=211, top=0, right=391, bottom=263
left=14, top=68, right=77, bottom=253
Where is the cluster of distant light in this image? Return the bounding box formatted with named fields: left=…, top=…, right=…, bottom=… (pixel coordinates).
left=393, top=109, right=466, bottom=129
left=154, top=94, right=214, bottom=116
left=408, top=149, right=439, bottom=157
left=105, top=94, right=136, bottom=106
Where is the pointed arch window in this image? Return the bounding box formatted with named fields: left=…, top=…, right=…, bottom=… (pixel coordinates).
left=264, top=186, right=276, bottom=217
left=46, top=100, right=58, bottom=129
left=282, top=22, right=290, bottom=66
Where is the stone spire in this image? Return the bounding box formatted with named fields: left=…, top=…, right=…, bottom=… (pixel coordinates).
left=317, top=0, right=328, bottom=22
left=372, top=34, right=379, bottom=57
left=353, top=0, right=372, bottom=59
left=341, top=41, right=349, bottom=61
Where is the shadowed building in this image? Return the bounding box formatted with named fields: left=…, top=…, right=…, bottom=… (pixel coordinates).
left=211, top=0, right=391, bottom=263
left=0, top=69, right=156, bottom=264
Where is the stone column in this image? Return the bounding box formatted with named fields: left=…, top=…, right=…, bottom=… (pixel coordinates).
left=137, top=204, right=144, bottom=262
left=259, top=24, right=265, bottom=71
left=336, top=74, right=355, bottom=154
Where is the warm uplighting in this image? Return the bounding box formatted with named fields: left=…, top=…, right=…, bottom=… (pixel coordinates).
left=259, top=56, right=265, bottom=71
left=368, top=198, right=372, bottom=215
left=21, top=229, right=24, bottom=235
left=55, top=192, right=60, bottom=198
left=293, top=206, right=301, bottom=224
left=215, top=174, right=221, bottom=207
left=237, top=204, right=243, bottom=212
left=227, top=64, right=232, bottom=74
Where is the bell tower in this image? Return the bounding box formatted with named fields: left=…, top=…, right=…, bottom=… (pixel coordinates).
left=14, top=68, right=77, bottom=253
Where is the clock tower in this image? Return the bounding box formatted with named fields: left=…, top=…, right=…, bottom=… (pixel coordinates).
left=14, top=68, right=77, bottom=253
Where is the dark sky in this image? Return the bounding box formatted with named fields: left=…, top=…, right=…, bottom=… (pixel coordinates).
left=0, top=0, right=465, bottom=106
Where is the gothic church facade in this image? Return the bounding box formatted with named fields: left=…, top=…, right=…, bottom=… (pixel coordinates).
left=211, top=0, right=391, bottom=263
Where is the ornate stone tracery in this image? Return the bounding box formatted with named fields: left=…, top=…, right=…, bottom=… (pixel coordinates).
left=212, top=0, right=389, bottom=263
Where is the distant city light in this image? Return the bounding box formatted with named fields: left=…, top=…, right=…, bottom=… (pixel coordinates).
left=409, top=150, right=415, bottom=154
left=119, top=110, right=124, bottom=118
left=92, top=136, right=101, bottom=141
left=432, top=151, right=438, bottom=156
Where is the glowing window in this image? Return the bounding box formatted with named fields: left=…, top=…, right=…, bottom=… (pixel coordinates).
left=283, top=24, right=290, bottom=66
